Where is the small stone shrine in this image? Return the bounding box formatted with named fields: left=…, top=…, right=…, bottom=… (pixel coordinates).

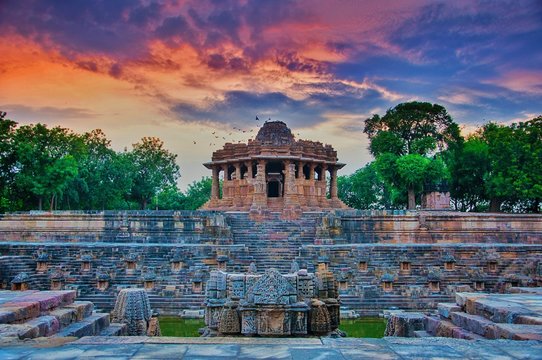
left=203, top=267, right=340, bottom=336
left=111, top=288, right=161, bottom=336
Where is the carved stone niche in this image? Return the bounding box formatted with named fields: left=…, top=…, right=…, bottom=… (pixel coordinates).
left=96, top=273, right=110, bottom=291
left=36, top=253, right=49, bottom=272
left=170, top=255, right=183, bottom=272
left=11, top=272, right=30, bottom=291
left=217, top=255, right=229, bottom=271
left=80, top=255, right=92, bottom=272
left=124, top=253, right=138, bottom=275
left=487, top=260, right=498, bottom=273
left=317, top=255, right=330, bottom=272
left=381, top=273, right=394, bottom=292
left=442, top=254, right=456, bottom=271
left=49, top=270, right=64, bottom=290
left=474, top=281, right=485, bottom=291
left=358, top=260, right=368, bottom=272
left=192, top=274, right=204, bottom=294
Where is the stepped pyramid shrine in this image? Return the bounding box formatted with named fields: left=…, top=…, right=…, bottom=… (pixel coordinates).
left=202, top=121, right=348, bottom=216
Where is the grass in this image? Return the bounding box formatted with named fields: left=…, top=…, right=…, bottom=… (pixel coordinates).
left=158, top=316, right=387, bottom=338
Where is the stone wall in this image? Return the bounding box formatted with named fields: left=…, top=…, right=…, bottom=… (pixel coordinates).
left=0, top=210, right=541, bottom=315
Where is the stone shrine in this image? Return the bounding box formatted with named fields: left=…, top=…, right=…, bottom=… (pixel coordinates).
left=203, top=267, right=340, bottom=336
left=202, top=121, right=348, bottom=215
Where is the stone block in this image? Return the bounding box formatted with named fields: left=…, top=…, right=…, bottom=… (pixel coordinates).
left=515, top=315, right=542, bottom=325
left=65, top=301, right=93, bottom=321
left=17, top=315, right=60, bottom=339
left=450, top=312, right=496, bottom=338
left=49, top=307, right=77, bottom=327
left=438, top=303, right=461, bottom=319
left=494, top=323, right=542, bottom=340
left=385, top=312, right=425, bottom=337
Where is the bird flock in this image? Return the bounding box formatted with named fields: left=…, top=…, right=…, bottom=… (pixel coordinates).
left=191, top=116, right=301, bottom=147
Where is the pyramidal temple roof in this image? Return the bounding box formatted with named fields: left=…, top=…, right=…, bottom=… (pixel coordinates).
left=255, top=121, right=295, bottom=146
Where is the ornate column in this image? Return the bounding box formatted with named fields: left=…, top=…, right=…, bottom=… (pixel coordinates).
left=308, top=163, right=318, bottom=207
left=282, top=159, right=301, bottom=219
left=250, top=159, right=267, bottom=211
left=330, top=166, right=338, bottom=199
left=309, top=163, right=316, bottom=180
left=321, top=164, right=327, bottom=182
left=297, top=161, right=304, bottom=179
left=211, top=165, right=220, bottom=200
left=235, top=162, right=241, bottom=181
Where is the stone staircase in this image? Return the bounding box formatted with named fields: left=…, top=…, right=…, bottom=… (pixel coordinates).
left=423, top=289, right=542, bottom=340
left=0, top=290, right=126, bottom=341
left=226, top=212, right=321, bottom=272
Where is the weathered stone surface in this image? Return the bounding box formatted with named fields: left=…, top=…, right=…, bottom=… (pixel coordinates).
left=450, top=312, right=496, bottom=338
left=385, top=312, right=425, bottom=337
left=438, top=303, right=461, bottom=319
left=494, top=323, right=542, bottom=340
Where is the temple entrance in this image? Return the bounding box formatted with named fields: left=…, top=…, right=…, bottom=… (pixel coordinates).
left=266, top=161, right=284, bottom=198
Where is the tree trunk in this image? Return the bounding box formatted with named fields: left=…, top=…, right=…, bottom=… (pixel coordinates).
left=142, top=199, right=147, bottom=210
left=407, top=188, right=416, bottom=210
left=489, top=198, right=502, bottom=212
left=38, top=197, right=42, bottom=211
left=49, top=194, right=55, bottom=211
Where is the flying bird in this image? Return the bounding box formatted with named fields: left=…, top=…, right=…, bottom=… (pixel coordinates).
left=256, top=116, right=259, bottom=121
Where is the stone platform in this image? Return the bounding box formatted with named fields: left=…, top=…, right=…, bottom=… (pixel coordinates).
left=0, top=336, right=541, bottom=359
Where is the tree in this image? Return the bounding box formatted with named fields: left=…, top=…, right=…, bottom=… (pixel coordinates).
left=364, top=101, right=461, bottom=156
left=364, top=102, right=459, bottom=209
left=12, top=124, right=79, bottom=210
left=338, top=162, right=394, bottom=209
left=129, top=137, right=180, bottom=209
left=0, top=112, right=17, bottom=211
left=445, top=137, right=490, bottom=212
left=180, top=177, right=213, bottom=210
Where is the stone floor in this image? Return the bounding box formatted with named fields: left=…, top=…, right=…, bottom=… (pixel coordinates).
left=0, top=336, right=541, bottom=359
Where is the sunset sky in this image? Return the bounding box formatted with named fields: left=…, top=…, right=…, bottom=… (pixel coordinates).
left=1, top=0, right=541, bottom=189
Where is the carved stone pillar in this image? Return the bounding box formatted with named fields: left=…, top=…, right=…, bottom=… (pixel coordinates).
left=235, top=162, right=241, bottom=180
left=251, top=159, right=267, bottom=210
left=297, top=161, right=304, bottom=179
left=330, top=167, right=338, bottom=199
left=246, top=161, right=253, bottom=179
left=309, top=163, right=316, bottom=180
left=211, top=166, right=219, bottom=200
left=321, top=164, right=327, bottom=182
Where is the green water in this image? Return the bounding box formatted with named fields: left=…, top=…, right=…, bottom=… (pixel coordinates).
left=158, top=317, right=386, bottom=338
left=339, top=318, right=387, bottom=338
left=159, top=317, right=204, bottom=337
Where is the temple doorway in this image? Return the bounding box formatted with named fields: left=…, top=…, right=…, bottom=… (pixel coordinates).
left=266, top=161, right=284, bottom=198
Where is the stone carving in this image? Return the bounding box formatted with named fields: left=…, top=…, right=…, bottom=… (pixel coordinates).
left=111, top=288, right=158, bottom=336
left=204, top=268, right=340, bottom=337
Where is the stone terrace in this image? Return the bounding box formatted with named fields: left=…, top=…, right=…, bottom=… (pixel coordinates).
left=0, top=210, right=541, bottom=315
left=0, top=336, right=541, bottom=359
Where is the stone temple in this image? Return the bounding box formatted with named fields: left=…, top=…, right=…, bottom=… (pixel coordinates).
left=202, top=121, right=348, bottom=216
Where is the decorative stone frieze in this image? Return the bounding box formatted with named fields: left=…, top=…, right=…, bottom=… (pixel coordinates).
left=203, top=268, right=340, bottom=337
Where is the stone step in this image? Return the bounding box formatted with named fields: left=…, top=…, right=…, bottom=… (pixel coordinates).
left=99, top=322, right=127, bottom=336
left=0, top=290, right=76, bottom=324
left=413, top=330, right=431, bottom=338
left=493, top=323, right=542, bottom=340
left=450, top=311, right=497, bottom=338
left=17, top=315, right=60, bottom=339
left=54, top=312, right=110, bottom=338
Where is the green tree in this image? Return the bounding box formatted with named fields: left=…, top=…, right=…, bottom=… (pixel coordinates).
left=179, top=177, right=213, bottom=210
left=364, top=101, right=461, bottom=156
left=129, top=137, right=180, bottom=209
left=364, top=102, right=458, bottom=209
left=12, top=124, right=79, bottom=210
left=445, top=137, right=490, bottom=212
left=338, top=162, right=394, bottom=209
left=0, top=112, right=17, bottom=211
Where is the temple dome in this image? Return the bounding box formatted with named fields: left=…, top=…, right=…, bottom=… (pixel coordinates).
left=255, top=121, right=295, bottom=145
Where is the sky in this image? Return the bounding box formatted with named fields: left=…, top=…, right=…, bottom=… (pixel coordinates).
left=1, top=0, right=541, bottom=190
